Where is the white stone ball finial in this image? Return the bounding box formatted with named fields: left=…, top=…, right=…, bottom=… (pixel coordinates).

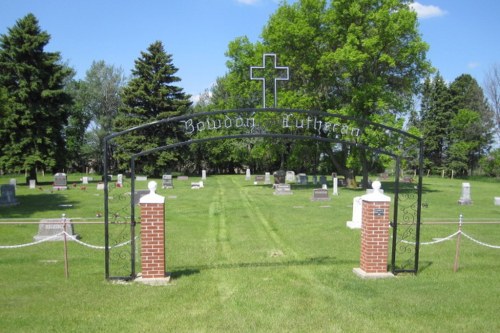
left=148, top=180, right=157, bottom=194
left=372, top=180, right=382, bottom=192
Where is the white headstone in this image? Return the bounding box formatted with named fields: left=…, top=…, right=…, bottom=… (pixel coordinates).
left=29, top=179, right=36, bottom=189
left=264, top=172, right=271, bottom=185
left=245, top=168, right=251, bottom=181
left=346, top=196, right=363, bottom=229
left=202, top=170, right=207, bottom=180
left=495, top=197, right=500, bottom=206
left=82, top=177, right=89, bottom=185
left=53, top=173, right=67, bottom=190
left=286, top=171, right=295, bottom=183
left=458, top=182, right=472, bottom=205
left=9, top=178, right=16, bottom=187
left=332, top=173, right=338, bottom=196
left=322, top=184, right=327, bottom=190
left=116, top=174, right=123, bottom=187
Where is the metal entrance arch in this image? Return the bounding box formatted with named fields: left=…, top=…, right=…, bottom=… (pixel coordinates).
left=103, top=108, right=423, bottom=280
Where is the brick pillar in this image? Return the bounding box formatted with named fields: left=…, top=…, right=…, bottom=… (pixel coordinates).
left=354, top=181, right=393, bottom=279
left=139, top=181, right=167, bottom=281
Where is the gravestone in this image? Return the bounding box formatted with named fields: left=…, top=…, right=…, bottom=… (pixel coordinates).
left=53, top=173, right=68, bottom=190
left=346, top=196, right=363, bottom=229
left=274, top=183, right=293, bottom=195
left=273, top=170, right=286, bottom=185
left=33, top=217, right=79, bottom=241
left=264, top=172, right=271, bottom=185
left=0, top=184, right=19, bottom=206
left=96, top=182, right=105, bottom=190
left=297, top=173, right=308, bottom=185
left=319, top=175, right=327, bottom=185
left=82, top=176, right=89, bottom=185
left=136, top=176, right=148, bottom=181
left=254, top=175, right=265, bottom=184
left=286, top=171, right=296, bottom=183
left=162, top=174, right=173, bottom=189
left=29, top=179, right=36, bottom=189
left=202, top=169, right=207, bottom=180
left=458, top=182, right=472, bottom=205
left=311, top=188, right=329, bottom=201
left=191, top=181, right=204, bottom=189
left=9, top=178, right=16, bottom=187
left=116, top=174, right=123, bottom=188
left=494, top=197, right=500, bottom=206
left=245, top=168, right=251, bottom=181
left=312, top=175, right=318, bottom=185
left=332, top=173, right=338, bottom=196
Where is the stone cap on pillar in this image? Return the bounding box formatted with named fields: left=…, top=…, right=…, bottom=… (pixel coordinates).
left=139, top=181, right=165, bottom=204
left=361, top=181, right=391, bottom=203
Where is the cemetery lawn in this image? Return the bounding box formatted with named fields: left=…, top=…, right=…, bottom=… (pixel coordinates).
left=0, top=174, right=500, bottom=332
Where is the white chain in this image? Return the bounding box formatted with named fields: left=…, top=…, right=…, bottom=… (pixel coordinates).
left=400, top=231, right=461, bottom=245
left=461, top=232, right=500, bottom=249
left=0, top=231, right=137, bottom=250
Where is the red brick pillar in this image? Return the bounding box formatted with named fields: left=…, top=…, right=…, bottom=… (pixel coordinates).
left=354, top=181, right=393, bottom=279
left=138, top=181, right=168, bottom=282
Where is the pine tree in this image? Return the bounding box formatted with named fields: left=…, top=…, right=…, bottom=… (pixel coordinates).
left=0, top=14, right=72, bottom=179
left=419, top=73, right=452, bottom=171
left=113, top=41, right=191, bottom=175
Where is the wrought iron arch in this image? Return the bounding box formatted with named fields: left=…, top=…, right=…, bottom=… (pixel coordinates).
left=103, top=108, right=423, bottom=280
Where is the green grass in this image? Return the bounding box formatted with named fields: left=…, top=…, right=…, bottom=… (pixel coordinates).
left=0, top=174, right=500, bottom=332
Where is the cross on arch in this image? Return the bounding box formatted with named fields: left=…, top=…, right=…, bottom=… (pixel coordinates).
left=250, top=53, right=289, bottom=108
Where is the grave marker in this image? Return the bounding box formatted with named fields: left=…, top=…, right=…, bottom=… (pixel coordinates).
left=245, top=168, right=251, bottom=181
left=0, top=184, right=19, bottom=206
left=82, top=176, right=89, bottom=184
left=319, top=175, right=327, bottom=185
left=274, top=183, right=292, bottom=195
left=29, top=179, right=36, bottom=189
left=162, top=174, right=173, bottom=189
left=116, top=174, right=123, bottom=188
left=264, top=172, right=271, bottom=184
left=33, top=218, right=79, bottom=241
left=311, top=188, right=329, bottom=201
left=458, top=182, right=472, bottom=205
left=332, top=173, right=338, bottom=196
left=297, top=173, right=308, bottom=185
left=346, top=196, right=363, bottom=229
left=286, top=171, right=296, bottom=183
left=53, top=173, right=68, bottom=190
left=273, top=170, right=286, bottom=185
left=9, top=178, right=16, bottom=187
left=202, top=169, right=207, bottom=180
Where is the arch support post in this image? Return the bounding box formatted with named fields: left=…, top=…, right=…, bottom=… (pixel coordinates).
left=135, top=181, right=170, bottom=285
left=354, top=181, right=394, bottom=279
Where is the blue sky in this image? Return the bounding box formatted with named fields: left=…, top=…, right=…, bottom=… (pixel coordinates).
left=1, top=0, right=499, bottom=102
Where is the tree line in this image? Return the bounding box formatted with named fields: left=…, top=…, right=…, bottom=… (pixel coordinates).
left=1, top=1, right=498, bottom=183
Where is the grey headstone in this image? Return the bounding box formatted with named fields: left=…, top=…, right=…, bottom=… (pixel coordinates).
left=297, top=173, right=308, bottom=185
left=162, top=174, right=173, bottom=189
left=285, top=171, right=295, bottom=183
left=311, top=188, right=330, bottom=201
left=273, top=170, right=286, bottom=185
left=264, top=172, right=271, bottom=185
left=53, top=173, right=67, bottom=190
left=319, top=175, right=327, bottom=185
left=0, top=184, right=19, bottom=206
left=33, top=218, right=79, bottom=241
left=274, top=184, right=293, bottom=195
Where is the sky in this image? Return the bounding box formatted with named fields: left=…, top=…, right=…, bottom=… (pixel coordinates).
left=1, top=0, right=499, bottom=102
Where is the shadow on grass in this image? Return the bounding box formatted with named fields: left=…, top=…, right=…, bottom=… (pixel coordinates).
left=0, top=192, right=78, bottom=218
left=171, top=256, right=358, bottom=279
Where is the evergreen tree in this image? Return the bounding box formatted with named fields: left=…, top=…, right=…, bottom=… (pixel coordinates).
left=113, top=41, right=191, bottom=175
left=0, top=14, right=73, bottom=179
left=419, top=73, right=452, bottom=171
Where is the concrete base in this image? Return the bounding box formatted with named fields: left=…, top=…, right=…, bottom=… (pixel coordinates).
left=134, top=273, right=171, bottom=286
left=353, top=268, right=394, bottom=279
left=346, top=221, right=361, bottom=229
